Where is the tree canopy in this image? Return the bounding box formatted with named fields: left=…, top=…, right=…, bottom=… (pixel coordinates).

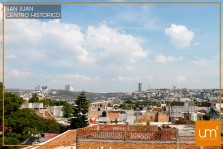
left=39, top=98, right=56, bottom=107
left=69, top=91, right=89, bottom=129
left=63, top=101, right=73, bottom=118
left=28, top=93, right=39, bottom=103
left=0, top=82, right=63, bottom=147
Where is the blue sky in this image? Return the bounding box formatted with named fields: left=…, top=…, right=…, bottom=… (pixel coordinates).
left=1, top=1, right=221, bottom=92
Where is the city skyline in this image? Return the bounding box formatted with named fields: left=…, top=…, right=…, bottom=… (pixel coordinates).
left=1, top=2, right=220, bottom=92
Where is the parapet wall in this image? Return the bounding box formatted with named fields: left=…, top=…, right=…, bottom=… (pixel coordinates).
left=78, top=124, right=176, bottom=141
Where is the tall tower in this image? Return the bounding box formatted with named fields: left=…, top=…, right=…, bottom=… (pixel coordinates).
left=65, top=85, right=71, bottom=91
left=138, top=83, right=142, bottom=92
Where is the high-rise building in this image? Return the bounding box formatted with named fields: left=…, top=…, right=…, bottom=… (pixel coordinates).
left=42, top=86, right=48, bottom=90
left=35, top=85, right=41, bottom=91
left=65, top=85, right=70, bottom=91
left=138, top=83, right=142, bottom=92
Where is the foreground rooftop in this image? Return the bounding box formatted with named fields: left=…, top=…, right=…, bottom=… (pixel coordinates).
left=23, top=124, right=223, bottom=149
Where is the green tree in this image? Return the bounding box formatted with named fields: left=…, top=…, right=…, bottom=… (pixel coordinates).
left=203, top=114, right=210, bottom=120
left=69, top=91, right=89, bottom=129
left=146, top=121, right=150, bottom=125
left=63, top=101, right=73, bottom=118
left=3, top=92, right=24, bottom=117
left=39, top=98, right=55, bottom=107
left=3, top=108, right=62, bottom=145
left=119, top=104, right=126, bottom=109
left=4, top=109, right=44, bottom=141
left=0, top=82, right=62, bottom=146
left=28, top=93, right=39, bottom=103
left=42, top=118, right=61, bottom=134
left=0, top=84, right=24, bottom=131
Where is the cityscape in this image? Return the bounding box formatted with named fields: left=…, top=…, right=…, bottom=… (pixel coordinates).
left=1, top=1, right=222, bottom=149
left=2, top=82, right=223, bottom=148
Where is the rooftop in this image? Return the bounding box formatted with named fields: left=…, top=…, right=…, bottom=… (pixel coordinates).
left=34, top=130, right=76, bottom=149
left=24, top=124, right=223, bottom=149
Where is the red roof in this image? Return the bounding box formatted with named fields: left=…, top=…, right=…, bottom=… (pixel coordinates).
left=35, top=130, right=76, bottom=149
left=89, top=118, right=97, bottom=124
left=199, top=109, right=206, bottom=113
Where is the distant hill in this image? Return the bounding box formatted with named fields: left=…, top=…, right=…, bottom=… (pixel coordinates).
left=51, top=90, right=125, bottom=100
left=5, top=88, right=125, bottom=101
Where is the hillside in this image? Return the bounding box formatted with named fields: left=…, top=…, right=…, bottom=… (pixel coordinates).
left=50, top=90, right=125, bottom=101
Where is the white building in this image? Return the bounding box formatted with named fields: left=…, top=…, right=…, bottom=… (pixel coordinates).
left=48, top=106, right=64, bottom=117
left=65, top=85, right=70, bottom=91
left=138, top=83, right=142, bottom=92
left=65, top=85, right=73, bottom=91
left=215, top=103, right=223, bottom=113
left=21, top=103, right=43, bottom=109
left=190, top=112, right=205, bottom=121
left=20, top=93, right=31, bottom=102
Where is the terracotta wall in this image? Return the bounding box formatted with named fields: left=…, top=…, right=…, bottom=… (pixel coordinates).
left=158, top=113, right=169, bottom=122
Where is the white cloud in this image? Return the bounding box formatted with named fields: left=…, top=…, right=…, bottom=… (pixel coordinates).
left=7, top=69, right=31, bottom=78
left=192, top=57, right=211, bottom=67
left=113, top=75, right=154, bottom=84
left=0, top=4, right=218, bottom=91
left=191, top=79, right=201, bottom=84
left=51, top=73, right=102, bottom=83
left=5, top=19, right=148, bottom=67
left=84, top=24, right=149, bottom=64
left=21, top=49, right=48, bottom=60
left=165, top=24, right=194, bottom=49
left=126, top=66, right=137, bottom=72
left=155, top=54, right=183, bottom=63
left=177, top=75, right=187, bottom=83
left=76, top=48, right=95, bottom=64
left=6, top=54, right=16, bottom=59
left=5, top=19, right=93, bottom=64
left=63, top=74, right=102, bottom=82
left=116, top=76, right=133, bottom=82
left=3, top=17, right=151, bottom=91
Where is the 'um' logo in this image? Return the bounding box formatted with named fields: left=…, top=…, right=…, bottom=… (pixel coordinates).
left=198, top=126, right=218, bottom=138
left=195, top=120, right=221, bottom=146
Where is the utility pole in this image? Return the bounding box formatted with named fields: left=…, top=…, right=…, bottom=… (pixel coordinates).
left=2, top=1, right=5, bottom=146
